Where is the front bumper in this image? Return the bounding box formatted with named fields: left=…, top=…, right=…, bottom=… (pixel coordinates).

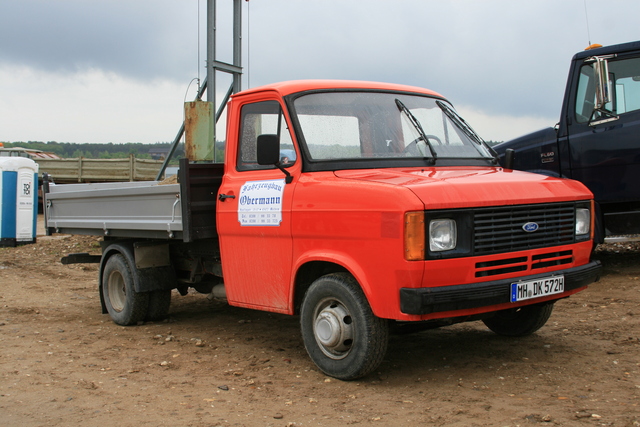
left=400, top=261, right=602, bottom=315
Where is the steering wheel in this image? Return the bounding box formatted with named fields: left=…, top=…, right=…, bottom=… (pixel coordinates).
left=402, top=135, right=442, bottom=156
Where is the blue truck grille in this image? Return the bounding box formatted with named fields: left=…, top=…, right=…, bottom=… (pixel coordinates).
left=473, top=203, right=576, bottom=255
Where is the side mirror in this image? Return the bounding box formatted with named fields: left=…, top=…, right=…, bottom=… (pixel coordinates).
left=593, top=57, right=611, bottom=110
left=256, top=134, right=293, bottom=184
left=504, top=148, right=515, bottom=170
left=257, top=134, right=280, bottom=165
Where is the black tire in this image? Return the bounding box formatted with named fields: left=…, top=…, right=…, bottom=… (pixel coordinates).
left=102, top=254, right=149, bottom=326
left=482, top=302, right=554, bottom=337
left=146, top=290, right=171, bottom=321
left=300, top=273, right=388, bottom=380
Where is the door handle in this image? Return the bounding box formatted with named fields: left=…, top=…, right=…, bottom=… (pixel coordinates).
left=218, top=194, right=236, bottom=201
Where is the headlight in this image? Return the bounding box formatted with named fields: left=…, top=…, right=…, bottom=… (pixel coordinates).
left=429, top=219, right=457, bottom=252
left=575, top=207, right=590, bottom=236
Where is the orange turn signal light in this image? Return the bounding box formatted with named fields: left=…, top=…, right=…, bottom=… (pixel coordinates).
left=404, top=211, right=425, bottom=261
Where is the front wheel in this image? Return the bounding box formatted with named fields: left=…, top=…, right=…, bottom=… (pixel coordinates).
left=102, top=254, right=149, bottom=326
left=482, top=302, right=554, bottom=337
left=300, top=273, right=388, bottom=380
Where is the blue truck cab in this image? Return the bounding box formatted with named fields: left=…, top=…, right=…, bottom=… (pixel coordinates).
left=494, top=40, right=640, bottom=242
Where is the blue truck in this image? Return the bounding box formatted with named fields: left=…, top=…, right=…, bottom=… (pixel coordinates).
left=494, top=40, right=640, bottom=243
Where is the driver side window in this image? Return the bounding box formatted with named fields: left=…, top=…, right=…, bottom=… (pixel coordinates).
left=237, top=100, right=296, bottom=171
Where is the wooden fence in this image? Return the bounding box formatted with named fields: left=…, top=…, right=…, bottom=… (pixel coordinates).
left=35, top=155, right=164, bottom=183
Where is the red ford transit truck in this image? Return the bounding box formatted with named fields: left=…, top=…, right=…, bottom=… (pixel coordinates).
left=44, top=80, right=602, bottom=380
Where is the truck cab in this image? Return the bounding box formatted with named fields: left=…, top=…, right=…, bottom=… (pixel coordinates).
left=494, top=41, right=640, bottom=241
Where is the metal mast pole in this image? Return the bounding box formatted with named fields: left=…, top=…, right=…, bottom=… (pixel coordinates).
left=207, top=0, right=242, bottom=161
left=233, top=0, right=242, bottom=93
left=207, top=0, right=216, bottom=152
left=157, top=0, right=242, bottom=178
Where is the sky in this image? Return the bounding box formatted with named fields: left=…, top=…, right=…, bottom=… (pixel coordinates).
left=1, top=0, right=640, bottom=145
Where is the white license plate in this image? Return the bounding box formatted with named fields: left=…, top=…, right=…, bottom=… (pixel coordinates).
left=510, top=275, right=565, bottom=302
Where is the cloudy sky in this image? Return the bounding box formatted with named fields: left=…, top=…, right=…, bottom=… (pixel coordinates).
left=1, top=0, right=639, bottom=145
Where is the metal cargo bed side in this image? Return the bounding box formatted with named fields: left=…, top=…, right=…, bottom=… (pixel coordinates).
left=44, top=161, right=223, bottom=241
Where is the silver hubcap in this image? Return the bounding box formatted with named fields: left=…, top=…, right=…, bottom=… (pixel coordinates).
left=313, top=299, right=354, bottom=359
left=107, top=271, right=126, bottom=312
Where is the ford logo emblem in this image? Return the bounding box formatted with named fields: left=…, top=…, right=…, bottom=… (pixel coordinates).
left=522, top=222, right=539, bottom=233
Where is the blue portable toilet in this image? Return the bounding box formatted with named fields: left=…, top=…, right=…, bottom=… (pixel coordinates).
left=0, top=157, right=39, bottom=246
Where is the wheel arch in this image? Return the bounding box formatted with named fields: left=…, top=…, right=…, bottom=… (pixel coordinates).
left=291, top=252, right=373, bottom=316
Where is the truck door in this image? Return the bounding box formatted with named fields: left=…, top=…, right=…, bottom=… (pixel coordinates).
left=216, top=99, right=299, bottom=313
left=567, top=55, right=640, bottom=234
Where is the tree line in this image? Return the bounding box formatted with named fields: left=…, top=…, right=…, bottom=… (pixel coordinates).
left=2, top=139, right=502, bottom=160
left=1, top=141, right=184, bottom=159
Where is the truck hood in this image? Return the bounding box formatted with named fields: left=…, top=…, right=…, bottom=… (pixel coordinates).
left=334, top=167, right=592, bottom=210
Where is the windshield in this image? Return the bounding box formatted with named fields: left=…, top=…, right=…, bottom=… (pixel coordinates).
left=291, top=91, right=494, bottom=162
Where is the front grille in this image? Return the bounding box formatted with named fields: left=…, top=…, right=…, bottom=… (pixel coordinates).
left=474, top=250, right=573, bottom=277
left=475, top=256, right=528, bottom=277
left=531, top=250, right=573, bottom=269
left=474, top=203, right=576, bottom=255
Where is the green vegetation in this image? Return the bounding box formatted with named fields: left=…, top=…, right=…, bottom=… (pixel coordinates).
left=2, top=139, right=501, bottom=160
left=0, top=141, right=185, bottom=159
left=307, top=144, right=361, bottom=159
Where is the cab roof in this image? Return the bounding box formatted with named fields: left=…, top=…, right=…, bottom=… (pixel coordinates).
left=231, top=80, right=445, bottom=100
left=573, top=40, right=640, bottom=60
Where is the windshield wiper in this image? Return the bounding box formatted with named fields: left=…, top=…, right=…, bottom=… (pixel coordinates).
left=436, top=100, right=498, bottom=162
left=395, top=98, right=437, bottom=164
left=435, top=101, right=483, bottom=144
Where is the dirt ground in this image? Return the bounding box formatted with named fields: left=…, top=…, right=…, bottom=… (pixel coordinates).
left=1, top=216, right=639, bottom=427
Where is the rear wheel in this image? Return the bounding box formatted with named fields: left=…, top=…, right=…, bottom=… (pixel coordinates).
left=102, top=254, right=149, bottom=326
left=482, top=302, right=554, bottom=337
left=300, top=273, right=388, bottom=380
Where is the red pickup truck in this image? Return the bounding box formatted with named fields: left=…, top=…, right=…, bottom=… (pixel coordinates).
left=45, top=80, right=602, bottom=380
